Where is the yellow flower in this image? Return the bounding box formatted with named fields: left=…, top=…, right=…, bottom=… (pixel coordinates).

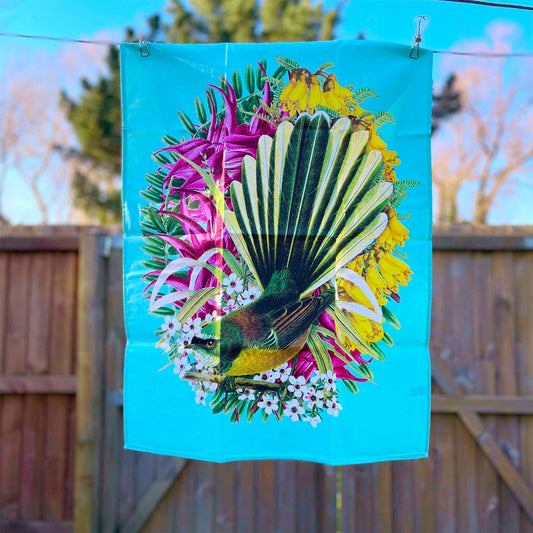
left=384, top=165, right=397, bottom=182
left=378, top=252, right=412, bottom=293
left=354, top=316, right=384, bottom=344
left=280, top=69, right=322, bottom=114
left=377, top=210, right=409, bottom=249
left=365, top=263, right=390, bottom=305
left=321, top=74, right=355, bottom=115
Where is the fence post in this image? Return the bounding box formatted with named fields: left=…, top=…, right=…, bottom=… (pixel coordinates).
left=74, top=231, right=107, bottom=533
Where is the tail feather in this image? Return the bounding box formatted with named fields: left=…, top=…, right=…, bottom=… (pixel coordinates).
left=229, top=112, right=391, bottom=295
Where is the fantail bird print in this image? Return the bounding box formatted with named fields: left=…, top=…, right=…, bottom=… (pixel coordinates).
left=189, top=112, right=392, bottom=377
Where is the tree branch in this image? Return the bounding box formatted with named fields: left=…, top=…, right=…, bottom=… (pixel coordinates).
left=182, top=372, right=283, bottom=392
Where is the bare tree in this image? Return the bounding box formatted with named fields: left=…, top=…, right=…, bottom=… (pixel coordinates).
left=432, top=23, right=533, bottom=224
left=0, top=71, right=76, bottom=224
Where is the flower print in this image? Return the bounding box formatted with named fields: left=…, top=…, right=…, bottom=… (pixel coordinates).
left=253, top=371, right=275, bottom=383
left=258, top=394, right=279, bottom=415
left=377, top=209, right=409, bottom=250
left=288, top=375, right=307, bottom=398
left=284, top=399, right=304, bottom=421
left=173, top=358, right=192, bottom=378
left=280, top=69, right=322, bottom=114
left=365, top=262, right=390, bottom=306
left=326, top=398, right=342, bottom=417
left=237, top=388, right=255, bottom=401
left=160, top=339, right=172, bottom=353
left=161, top=316, right=181, bottom=336
left=222, top=298, right=239, bottom=314
left=204, top=310, right=219, bottom=323
left=195, top=389, right=207, bottom=405
left=304, top=415, right=321, bottom=428
left=378, top=252, right=412, bottom=294
left=304, top=387, right=325, bottom=408
left=223, top=273, right=244, bottom=295
left=321, top=74, right=356, bottom=115
left=237, top=285, right=262, bottom=306
left=183, top=317, right=202, bottom=337
left=322, top=371, right=337, bottom=392
left=273, top=362, right=291, bottom=383
left=203, top=381, right=217, bottom=393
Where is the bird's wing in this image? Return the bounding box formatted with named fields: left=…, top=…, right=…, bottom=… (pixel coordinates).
left=267, top=291, right=333, bottom=349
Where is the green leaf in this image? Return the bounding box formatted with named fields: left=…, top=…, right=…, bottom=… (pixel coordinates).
left=317, top=61, right=334, bottom=71
left=206, top=88, right=217, bottom=113
left=245, top=65, right=255, bottom=94
left=353, top=87, right=378, bottom=104
left=261, top=408, right=270, bottom=422
left=315, top=105, right=341, bottom=119
left=152, top=151, right=171, bottom=166
left=141, top=259, right=167, bottom=271
left=222, top=393, right=240, bottom=414
left=246, top=403, right=259, bottom=422
left=175, top=286, right=224, bottom=324
left=231, top=70, right=243, bottom=99
left=307, top=331, right=334, bottom=373
left=147, top=208, right=166, bottom=233
left=343, top=379, right=359, bottom=394
left=178, top=110, right=196, bottom=136
left=382, top=330, right=394, bottom=347
left=272, top=65, right=287, bottom=80
left=194, top=97, right=207, bottom=124
left=162, top=134, right=180, bottom=146
left=382, top=306, right=401, bottom=329
left=373, top=111, right=395, bottom=128
left=150, top=307, right=175, bottom=317
left=256, top=63, right=265, bottom=91
left=140, top=188, right=163, bottom=204
left=276, top=55, right=300, bottom=71
left=145, top=172, right=165, bottom=188
left=140, top=243, right=166, bottom=258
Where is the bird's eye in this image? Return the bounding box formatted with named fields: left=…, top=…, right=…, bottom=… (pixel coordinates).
left=206, top=339, right=216, bottom=349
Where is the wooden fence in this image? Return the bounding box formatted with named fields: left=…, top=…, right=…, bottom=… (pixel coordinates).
left=0, top=226, right=532, bottom=533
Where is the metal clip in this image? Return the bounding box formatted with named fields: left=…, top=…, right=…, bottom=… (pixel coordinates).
left=139, top=39, right=150, bottom=57
left=410, top=16, right=429, bottom=59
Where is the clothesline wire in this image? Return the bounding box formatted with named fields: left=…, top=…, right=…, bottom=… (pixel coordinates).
left=1, top=31, right=533, bottom=58
left=437, top=0, right=533, bottom=11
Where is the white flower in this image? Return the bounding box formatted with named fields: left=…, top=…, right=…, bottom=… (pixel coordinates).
left=309, top=372, right=320, bottom=385
left=326, top=398, right=342, bottom=417
left=304, top=415, right=321, bottom=428
left=322, top=370, right=337, bottom=392
left=304, top=387, right=325, bottom=408
left=203, top=381, right=217, bottom=392
left=237, top=388, right=255, bottom=401
left=238, top=286, right=262, bottom=306
left=195, top=389, right=207, bottom=405
left=160, top=339, right=172, bottom=353
left=223, top=273, right=243, bottom=295
left=204, top=310, right=219, bottom=323
left=284, top=398, right=304, bottom=421
left=183, top=317, right=202, bottom=337
left=195, top=361, right=208, bottom=373
left=258, top=394, right=279, bottom=415
left=161, top=316, right=180, bottom=336
left=173, top=358, right=191, bottom=378
left=274, top=362, right=291, bottom=383
left=222, top=299, right=239, bottom=314
left=288, top=375, right=307, bottom=398
left=253, top=371, right=275, bottom=383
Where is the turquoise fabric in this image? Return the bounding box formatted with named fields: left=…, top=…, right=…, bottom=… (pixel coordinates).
left=121, top=40, right=432, bottom=464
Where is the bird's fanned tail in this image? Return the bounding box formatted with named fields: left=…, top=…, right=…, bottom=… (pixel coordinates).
left=225, top=112, right=393, bottom=296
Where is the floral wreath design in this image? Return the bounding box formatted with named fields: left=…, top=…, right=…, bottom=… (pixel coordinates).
left=139, top=57, right=417, bottom=426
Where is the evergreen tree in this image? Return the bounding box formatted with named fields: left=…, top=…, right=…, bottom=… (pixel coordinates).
left=61, top=2, right=338, bottom=223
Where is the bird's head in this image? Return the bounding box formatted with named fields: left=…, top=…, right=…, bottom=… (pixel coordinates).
left=188, top=317, right=244, bottom=373
left=188, top=321, right=221, bottom=369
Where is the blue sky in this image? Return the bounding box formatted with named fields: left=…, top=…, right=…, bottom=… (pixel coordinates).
left=1, top=0, right=533, bottom=224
